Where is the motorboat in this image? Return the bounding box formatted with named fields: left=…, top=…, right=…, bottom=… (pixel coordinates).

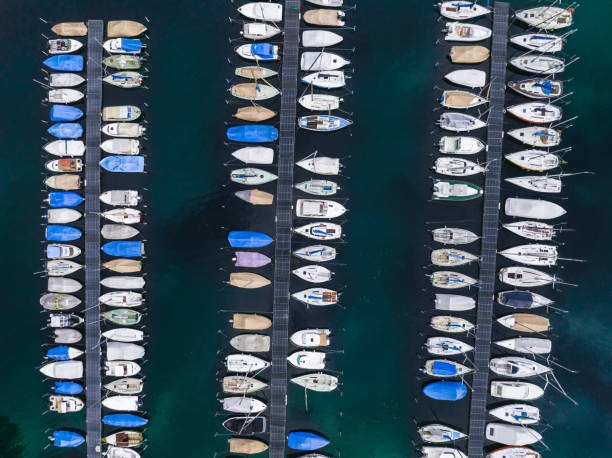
left=439, top=2, right=490, bottom=20
left=292, top=287, right=337, bottom=306
left=426, top=336, right=473, bottom=355
left=449, top=45, right=489, bottom=63
left=287, top=351, right=326, bottom=369
left=490, top=381, right=545, bottom=401
left=434, top=157, right=484, bottom=176
left=291, top=373, right=338, bottom=392
left=292, top=265, right=332, bottom=283
left=505, top=197, right=566, bottom=219
left=103, top=72, right=143, bottom=88
left=234, top=106, right=276, bottom=122
left=502, top=221, right=556, bottom=241
left=102, top=395, right=140, bottom=411
left=107, top=342, right=145, bottom=361
left=46, top=260, right=82, bottom=276
left=445, top=69, right=487, bottom=88
left=238, top=2, right=283, bottom=21
left=487, top=447, right=541, bottom=458
left=101, top=208, right=142, bottom=224
left=418, top=424, right=466, bottom=443
left=431, top=248, right=477, bottom=266
left=230, top=82, right=279, bottom=100
left=46, top=345, right=83, bottom=360
left=302, top=30, right=343, bottom=47
left=100, top=276, right=145, bottom=289
left=226, top=354, right=270, bottom=373
left=228, top=231, right=274, bottom=248
left=227, top=124, right=278, bottom=142
left=102, top=430, right=143, bottom=448
left=510, top=55, right=565, bottom=74
left=489, top=404, right=541, bottom=425
left=288, top=431, right=330, bottom=451
left=102, top=123, right=146, bottom=138
left=495, top=337, right=552, bottom=355
left=505, top=176, right=563, bottom=194
left=99, top=291, right=143, bottom=307
left=49, top=73, right=85, bottom=87
left=299, top=93, right=341, bottom=111
left=301, top=52, right=349, bottom=71
left=423, top=380, right=468, bottom=401
left=105, top=378, right=143, bottom=395
left=515, top=6, right=573, bottom=30
left=46, top=225, right=81, bottom=242
left=48, top=123, right=83, bottom=139
left=490, top=357, right=551, bottom=377
left=233, top=251, right=272, bottom=268
left=103, top=55, right=142, bottom=70
left=290, top=329, right=331, bottom=347
left=431, top=271, right=478, bottom=289
left=304, top=9, right=345, bottom=26
left=230, top=168, right=278, bottom=185
left=101, top=138, right=140, bottom=155
left=298, top=115, right=352, bottom=131
left=423, top=359, right=472, bottom=377
left=235, top=189, right=274, bottom=205
left=232, top=313, right=272, bottom=331
left=100, top=190, right=141, bottom=206
left=486, top=423, right=542, bottom=446
left=295, top=179, right=339, bottom=195
left=102, top=309, right=142, bottom=325
left=40, top=360, right=83, bottom=379
left=439, top=137, right=485, bottom=155
left=497, top=313, right=550, bottom=333
left=499, top=244, right=559, bottom=266
left=241, top=22, right=281, bottom=40
left=293, top=244, right=336, bottom=262
left=103, top=328, right=144, bottom=343
left=40, top=293, right=81, bottom=311
left=432, top=227, right=478, bottom=245
left=223, top=376, right=268, bottom=394
left=48, top=277, right=82, bottom=293
left=44, top=139, right=84, bottom=157
left=444, top=22, right=491, bottom=41
left=102, top=241, right=145, bottom=257
left=510, top=33, right=563, bottom=52
left=48, top=395, right=83, bottom=413
left=105, top=361, right=141, bottom=377
left=232, top=146, right=274, bottom=164
left=48, top=313, right=83, bottom=328
left=235, top=66, right=278, bottom=79
left=52, top=21, right=87, bottom=36
left=295, top=199, right=346, bottom=218
left=52, top=329, right=82, bottom=344
left=101, top=224, right=140, bottom=240
left=505, top=150, right=560, bottom=171
left=103, top=38, right=143, bottom=54
left=294, top=222, right=342, bottom=240
left=432, top=179, right=483, bottom=201
left=440, top=90, right=487, bottom=109
left=44, top=174, right=81, bottom=190
left=49, top=430, right=85, bottom=447
left=223, top=416, right=267, bottom=435
left=306, top=0, right=343, bottom=6
left=508, top=78, right=563, bottom=100
left=107, top=20, right=147, bottom=37
left=229, top=272, right=271, bottom=289
left=438, top=112, right=486, bottom=132
left=45, top=159, right=83, bottom=173
left=499, top=266, right=559, bottom=287
left=434, top=294, right=475, bottom=311
left=47, top=208, right=81, bottom=224
left=230, top=334, right=270, bottom=352
left=422, top=447, right=467, bottom=458
left=302, top=71, right=346, bottom=89
left=235, top=43, right=280, bottom=61
left=222, top=397, right=266, bottom=414
left=103, top=106, right=142, bottom=122
left=497, top=290, right=553, bottom=309
left=506, top=103, right=562, bottom=124
left=48, top=39, right=82, bottom=54
left=430, top=316, right=474, bottom=333
left=43, top=55, right=83, bottom=71
left=47, top=88, right=84, bottom=103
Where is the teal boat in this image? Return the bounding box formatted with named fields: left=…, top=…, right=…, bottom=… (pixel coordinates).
left=102, top=309, right=142, bottom=325
left=103, top=55, right=141, bottom=70
left=432, top=179, right=483, bottom=201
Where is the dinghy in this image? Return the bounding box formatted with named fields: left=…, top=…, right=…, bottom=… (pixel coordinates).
left=291, top=373, right=338, bottom=392
left=48, top=395, right=83, bottom=413
left=232, top=146, right=274, bottom=164
left=490, top=357, right=551, bottom=378
left=242, top=22, right=281, bottom=40
left=297, top=156, right=340, bottom=175
left=287, top=351, right=326, bottom=369
left=506, top=103, right=562, bottom=124
left=299, top=94, right=341, bottom=111
left=40, top=360, right=83, bottom=379
left=103, top=106, right=142, bottom=122
left=432, top=179, right=483, bottom=200
left=46, top=345, right=83, bottom=360
left=45, top=159, right=83, bottom=173
left=45, top=174, right=81, bottom=190
left=48, top=313, right=83, bottom=328
left=53, top=329, right=82, bottom=344
left=226, top=354, right=270, bottom=373
left=235, top=189, right=274, bottom=205
left=502, top=221, right=556, bottom=241
left=515, top=7, right=573, bottom=30
left=107, top=20, right=148, bottom=37
left=296, top=199, right=346, bottom=218
left=449, top=45, right=489, bottom=63
left=99, top=291, right=143, bottom=307
left=439, top=112, right=486, bottom=132
left=107, top=342, right=145, bottom=361
left=230, top=82, right=279, bottom=100
left=423, top=380, right=468, bottom=401
left=431, top=248, right=477, bottom=266
left=103, top=72, right=143, bottom=88
left=298, top=115, right=352, bottom=131
left=505, top=175, right=563, bottom=194
left=238, top=2, right=283, bottom=21
left=103, top=328, right=144, bottom=343
left=495, top=337, right=552, bottom=355
left=227, top=125, right=278, bottom=142
left=51, top=22, right=87, bottom=36
left=302, top=70, right=346, bottom=89
left=235, top=43, right=280, bottom=61
left=223, top=416, right=266, bottom=435
left=497, top=290, right=553, bottom=309
left=105, top=378, right=144, bottom=395
left=295, top=179, right=339, bottom=195
left=230, top=334, right=270, bottom=352
left=508, top=79, right=562, bottom=99
left=499, top=266, right=560, bottom=288
left=294, top=222, right=342, bottom=240
left=304, top=9, right=345, bottom=26
left=505, top=197, right=566, bottom=219
left=49, top=73, right=85, bottom=87
left=432, top=227, right=478, bottom=245
left=291, top=329, right=331, bottom=347
left=235, top=66, right=278, bottom=80
left=434, top=294, right=475, bottom=311
left=486, top=423, right=542, bottom=446
left=47, top=209, right=81, bottom=224
left=103, top=55, right=141, bottom=70
left=222, top=397, right=266, bottom=414
left=231, top=168, right=278, bottom=185
left=423, top=359, right=472, bottom=377
left=426, top=337, right=473, bottom=356
left=101, top=139, right=140, bottom=155
left=511, top=33, right=563, bottom=52
left=292, top=265, right=332, bottom=283
left=505, top=151, right=560, bottom=171
left=101, top=224, right=139, bottom=240
left=229, top=272, right=271, bottom=289
left=497, top=313, right=550, bottom=333
left=48, top=277, right=82, bottom=293
left=490, top=406, right=541, bottom=425
left=103, top=414, right=147, bottom=428
left=234, top=106, right=276, bottom=121
left=499, top=244, right=558, bottom=266
left=510, top=55, right=565, bottom=74
left=434, top=157, right=484, bottom=176
left=103, top=38, right=143, bottom=54
left=44, top=55, right=83, bottom=71
left=105, top=361, right=141, bottom=377
left=444, top=69, right=486, bottom=88
left=288, top=431, right=330, bottom=451
left=102, top=208, right=141, bottom=224
left=293, top=244, right=336, bottom=262
left=103, top=395, right=140, bottom=411
left=44, top=139, right=85, bottom=157
left=228, top=231, right=274, bottom=248
left=103, top=430, right=143, bottom=448
left=487, top=447, right=541, bottom=458
left=100, top=190, right=141, bottom=206
left=101, top=276, right=145, bottom=289
left=47, top=89, right=84, bottom=103
left=418, top=424, right=466, bottom=443
left=102, top=241, right=145, bottom=257
left=422, top=447, right=467, bottom=458
left=102, top=309, right=142, bottom=325
left=50, top=105, right=83, bottom=121
left=431, top=271, right=478, bottom=289
left=40, top=293, right=81, bottom=310
left=301, top=52, right=350, bottom=71
left=292, top=287, right=337, bottom=306
left=46, top=260, right=82, bottom=276
left=102, top=123, right=145, bottom=138
left=223, top=375, right=268, bottom=394
left=303, top=30, right=343, bottom=47
left=445, top=22, right=491, bottom=41
left=49, top=430, right=85, bottom=447
left=48, top=123, right=83, bottom=139
left=430, top=316, right=474, bottom=333
left=439, top=2, right=490, bottom=20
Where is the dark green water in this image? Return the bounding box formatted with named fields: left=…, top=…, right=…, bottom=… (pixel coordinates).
left=0, top=0, right=610, bottom=456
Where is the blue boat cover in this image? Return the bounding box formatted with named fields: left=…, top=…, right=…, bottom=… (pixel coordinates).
left=228, top=231, right=274, bottom=248
left=499, top=291, right=533, bottom=308
left=432, top=361, right=458, bottom=376
left=44, top=55, right=84, bottom=71
left=47, top=245, right=62, bottom=258
left=120, top=38, right=143, bottom=52
left=48, top=123, right=83, bottom=139
left=46, top=346, right=72, bottom=360
left=103, top=413, right=148, bottom=427
left=226, top=125, right=279, bottom=143
left=100, top=156, right=145, bottom=172
left=48, top=192, right=84, bottom=208
left=50, top=105, right=84, bottom=122
left=53, top=381, right=83, bottom=395
left=535, top=81, right=552, bottom=95
left=46, top=225, right=82, bottom=242
left=52, top=430, right=85, bottom=447
left=251, top=43, right=276, bottom=60
left=287, top=431, right=330, bottom=451
left=423, top=381, right=468, bottom=401
left=102, top=241, right=144, bottom=257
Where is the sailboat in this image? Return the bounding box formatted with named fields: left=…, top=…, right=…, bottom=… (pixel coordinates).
left=425, top=337, right=473, bottom=355
left=489, top=357, right=551, bottom=378
left=302, top=30, right=343, bottom=47
left=303, top=9, right=345, bottom=26
left=293, top=245, right=337, bottom=262
left=444, top=69, right=487, bottom=88
left=423, top=359, right=472, bottom=377
left=502, top=221, right=557, bottom=240
left=510, top=33, right=563, bottom=52
left=495, top=337, right=552, bottom=355
left=298, top=115, right=352, bottom=131
left=418, top=424, right=466, bottom=443
left=438, top=112, right=486, bottom=132
left=505, top=197, right=566, bottom=219
left=490, top=381, right=544, bottom=401
left=287, top=351, right=326, bottom=369
left=499, top=244, right=559, bottom=266
left=431, top=248, right=477, bottom=266
left=99, top=291, right=143, bottom=307
left=439, top=90, right=487, bottom=109
left=432, top=227, right=478, bottom=245
left=293, top=222, right=342, bottom=240
left=505, top=151, right=561, bottom=171
left=508, top=78, right=563, bottom=99
left=235, top=43, right=280, bottom=61
left=497, top=290, right=554, bottom=309
left=222, top=397, right=267, bottom=414
left=225, top=354, right=270, bottom=373
left=434, top=157, right=484, bottom=176
left=439, top=1, right=490, bottom=20
left=499, top=266, right=562, bottom=287
left=292, top=288, right=338, bottom=306
left=510, top=55, right=565, bottom=74
left=241, top=22, right=281, bottom=40
left=431, top=271, right=478, bottom=289
left=485, top=423, right=542, bottom=446
left=238, top=2, right=283, bottom=21
left=487, top=447, right=541, bottom=458
left=295, top=179, right=339, bottom=195
left=301, top=52, right=350, bottom=71
left=506, top=103, right=562, bottom=124
left=223, top=376, right=268, bottom=394
left=299, top=93, right=341, bottom=111
left=505, top=175, right=563, bottom=193
left=430, top=316, right=474, bottom=333
left=515, top=6, right=573, bottom=30
left=434, top=294, right=476, bottom=311
left=232, top=146, right=274, bottom=164
left=496, top=313, right=550, bottom=333
left=230, top=168, right=278, bottom=185
left=296, top=155, right=340, bottom=175
left=449, top=45, right=489, bottom=64
left=235, top=66, right=278, bottom=80
left=291, top=373, right=338, bottom=392
left=422, top=447, right=467, bottom=458
left=301, top=71, right=346, bottom=89
left=292, top=265, right=333, bottom=283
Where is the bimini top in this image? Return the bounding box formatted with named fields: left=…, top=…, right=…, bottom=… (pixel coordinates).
left=44, top=55, right=84, bottom=71
left=287, top=431, right=330, bottom=451
left=251, top=43, right=276, bottom=59
left=53, top=381, right=83, bottom=395
left=227, top=125, right=279, bottom=143
left=228, top=231, right=274, bottom=248
left=431, top=360, right=459, bottom=376
left=49, top=191, right=84, bottom=208
left=102, top=241, right=144, bottom=257
left=52, top=430, right=85, bottom=447
left=50, top=105, right=84, bottom=122
left=48, top=123, right=83, bottom=139
left=100, top=156, right=145, bottom=173
left=102, top=413, right=148, bottom=427
left=423, top=380, right=468, bottom=401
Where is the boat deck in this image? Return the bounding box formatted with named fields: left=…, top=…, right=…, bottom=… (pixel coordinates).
left=467, top=4, right=509, bottom=457
left=269, top=1, right=300, bottom=457
left=85, top=19, right=103, bottom=458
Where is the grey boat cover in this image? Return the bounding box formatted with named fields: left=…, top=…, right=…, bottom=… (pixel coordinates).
left=107, top=342, right=145, bottom=361
left=101, top=224, right=140, bottom=240
left=54, top=328, right=82, bottom=343
left=505, top=197, right=566, bottom=219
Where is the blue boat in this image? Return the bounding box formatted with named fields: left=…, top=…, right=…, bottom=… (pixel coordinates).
left=51, top=430, right=85, bottom=447
left=48, top=123, right=83, bottom=139
left=50, top=105, right=84, bottom=122
left=227, top=125, right=278, bottom=143
left=46, top=346, right=78, bottom=361
left=53, top=381, right=83, bottom=395
left=110, top=38, right=143, bottom=53
left=248, top=43, right=278, bottom=61
left=100, top=156, right=145, bottom=173
left=48, top=192, right=84, bottom=208
left=298, top=115, right=352, bottom=132
left=46, top=225, right=82, bottom=242
left=103, top=413, right=148, bottom=427
left=43, top=55, right=84, bottom=71
left=228, top=231, right=274, bottom=248
left=102, top=241, right=144, bottom=257
left=423, top=381, right=468, bottom=401
left=287, top=431, right=330, bottom=451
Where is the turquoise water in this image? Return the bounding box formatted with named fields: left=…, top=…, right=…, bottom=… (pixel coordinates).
left=0, top=0, right=610, bottom=456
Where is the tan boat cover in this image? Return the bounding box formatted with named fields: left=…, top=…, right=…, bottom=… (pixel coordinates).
left=235, top=106, right=276, bottom=122
left=107, top=20, right=147, bottom=38
left=304, top=9, right=342, bottom=26
left=511, top=313, right=550, bottom=332
left=52, top=22, right=87, bottom=37
left=103, top=259, right=142, bottom=273
left=117, top=123, right=142, bottom=136
left=49, top=174, right=81, bottom=190
left=232, top=83, right=261, bottom=99
left=236, top=66, right=269, bottom=79
left=444, top=91, right=482, bottom=108
left=229, top=272, right=271, bottom=289
left=247, top=189, right=274, bottom=205
left=233, top=313, right=272, bottom=330
left=449, top=45, right=490, bottom=63
left=229, top=438, right=269, bottom=454
left=319, top=333, right=329, bottom=346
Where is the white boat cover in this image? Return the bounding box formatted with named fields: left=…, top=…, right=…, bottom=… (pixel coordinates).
left=107, top=342, right=145, bottom=361
left=302, top=30, right=343, bottom=47
left=301, top=52, right=349, bottom=71
left=40, top=361, right=83, bottom=379
left=505, top=198, right=566, bottom=220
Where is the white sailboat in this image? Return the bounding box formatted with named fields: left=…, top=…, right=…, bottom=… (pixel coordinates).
left=48, top=88, right=84, bottom=104
left=292, top=265, right=332, bottom=283
left=226, top=354, right=270, bottom=373
left=434, top=157, right=484, bottom=176
left=241, top=22, right=281, bottom=40
left=431, top=248, right=478, bottom=267
left=506, top=103, right=562, bottom=124
left=301, top=71, right=346, bottom=89
left=502, top=221, right=556, bottom=241
left=505, top=197, right=566, bottom=219
left=296, top=155, right=341, bottom=175
left=486, top=423, right=542, bottom=446
left=490, top=357, right=551, bottom=378
left=515, top=6, right=573, bottom=31
left=432, top=227, right=479, bottom=245
left=499, top=244, right=559, bottom=266
left=439, top=2, right=490, bottom=20
left=298, top=93, right=341, bottom=111
left=490, top=381, right=544, bottom=401
left=222, top=397, right=267, bottom=414
left=302, top=30, right=343, bottom=47
left=301, top=52, right=350, bottom=71
left=495, top=337, right=552, bottom=355
left=102, top=395, right=140, bottom=411
left=292, top=288, right=337, bottom=306
left=425, top=337, right=473, bottom=356
left=434, top=294, right=475, bottom=311
left=237, top=2, right=283, bottom=21
left=293, top=222, right=342, bottom=240
left=101, top=208, right=141, bottom=224
left=505, top=150, right=560, bottom=171
left=439, top=112, right=487, bottom=132
left=99, top=291, right=143, bottom=307
left=431, top=271, right=478, bottom=289
left=430, top=316, right=474, bottom=333
left=505, top=176, right=562, bottom=193
left=230, top=168, right=278, bottom=185
left=510, top=55, right=565, bottom=74
left=499, top=266, right=560, bottom=287
left=510, top=33, right=563, bottom=52
left=293, top=245, right=336, bottom=262
left=295, top=179, right=339, bottom=195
